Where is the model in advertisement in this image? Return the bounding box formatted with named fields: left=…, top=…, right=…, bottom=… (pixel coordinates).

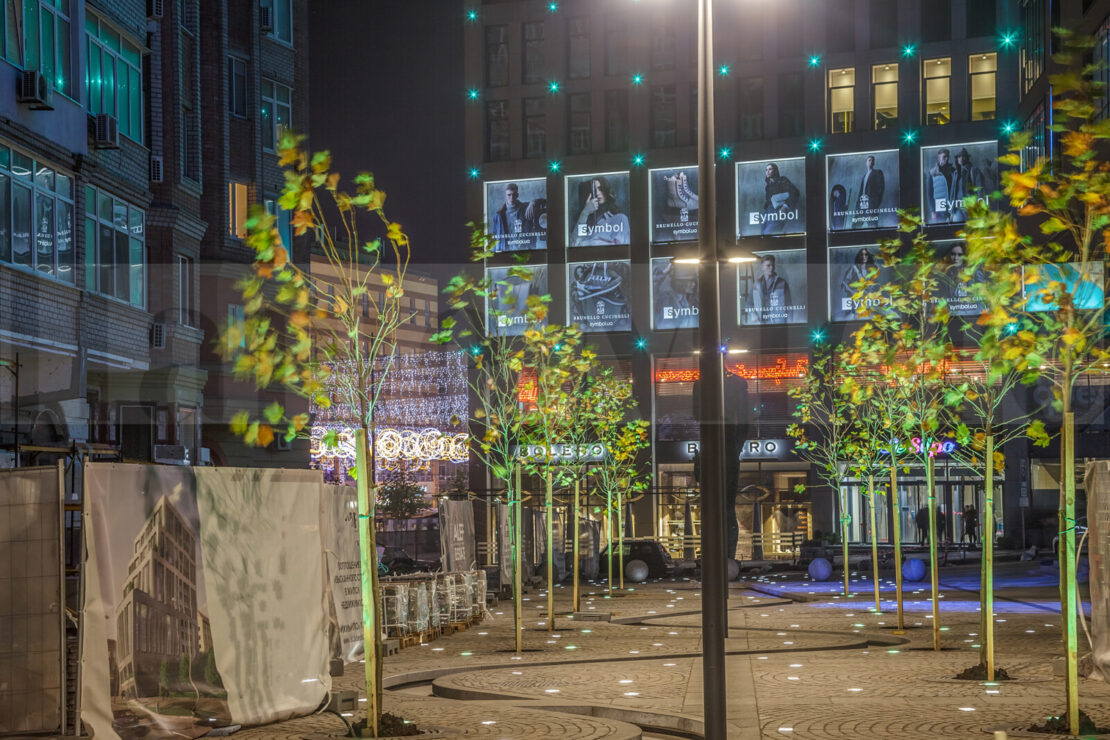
left=491, top=182, right=546, bottom=252
left=750, top=254, right=793, bottom=324
left=761, top=163, right=801, bottom=235
left=925, top=148, right=957, bottom=223
left=569, top=261, right=631, bottom=331
left=652, top=258, right=699, bottom=329
left=837, top=247, right=878, bottom=312
left=856, top=154, right=886, bottom=217
left=572, top=176, right=630, bottom=247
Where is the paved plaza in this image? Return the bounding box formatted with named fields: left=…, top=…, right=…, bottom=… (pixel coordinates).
left=239, top=561, right=1110, bottom=739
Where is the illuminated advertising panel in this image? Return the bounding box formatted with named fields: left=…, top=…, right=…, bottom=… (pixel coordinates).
left=565, top=171, right=632, bottom=247
left=826, top=149, right=901, bottom=231
left=483, top=177, right=547, bottom=252
left=735, top=157, right=807, bottom=237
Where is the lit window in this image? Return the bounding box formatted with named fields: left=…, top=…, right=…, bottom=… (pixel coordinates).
left=228, top=182, right=249, bottom=238
left=924, top=57, right=951, bottom=125
left=261, top=0, right=292, bottom=45
left=25, top=0, right=73, bottom=97
left=84, top=185, right=145, bottom=307
left=828, top=67, right=855, bottom=134
left=86, top=13, right=143, bottom=141
left=969, top=52, right=997, bottom=121
left=872, top=64, right=898, bottom=130
left=261, top=79, right=292, bottom=152
left=0, top=147, right=74, bottom=283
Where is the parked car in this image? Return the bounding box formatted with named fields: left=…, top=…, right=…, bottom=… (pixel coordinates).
left=599, top=539, right=676, bottom=580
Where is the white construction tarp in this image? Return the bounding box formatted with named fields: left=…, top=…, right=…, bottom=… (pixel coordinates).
left=82, top=464, right=330, bottom=739
left=322, top=484, right=363, bottom=663
left=1086, top=461, right=1110, bottom=681
left=0, top=466, right=64, bottom=735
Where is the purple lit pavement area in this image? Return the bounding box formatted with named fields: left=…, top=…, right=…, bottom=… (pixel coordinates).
left=236, top=565, right=1109, bottom=739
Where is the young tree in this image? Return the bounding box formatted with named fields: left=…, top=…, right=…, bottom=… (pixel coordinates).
left=787, top=340, right=856, bottom=596
left=961, top=39, right=1110, bottom=732
left=521, top=324, right=595, bottom=628
left=220, top=132, right=410, bottom=737
left=434, top=236, right=549, bottom=653
left=586, top=368, right=650, bottom=593
left=852, top=223, right=954, bottom=651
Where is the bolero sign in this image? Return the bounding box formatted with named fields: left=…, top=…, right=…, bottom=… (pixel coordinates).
left=660, top=438, right=796, bottom=463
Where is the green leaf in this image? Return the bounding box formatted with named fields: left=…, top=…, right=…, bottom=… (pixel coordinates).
left=263, top=402, right=284, bottom=424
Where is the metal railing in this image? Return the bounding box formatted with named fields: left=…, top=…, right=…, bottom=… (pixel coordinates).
left=656, top=531, right=805, bottom=561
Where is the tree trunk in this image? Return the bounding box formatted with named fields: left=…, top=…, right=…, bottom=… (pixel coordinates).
left=573, top=479, right=581, bottom=613
left=1062, top=409, right=1079, bottom=734
left=979, top=434, right=995, bottom=680
left=891, top=464, right=904, bottom=630
left=618, top=486, right=625, bottom=590
left=514, top=466, right=523, bottom=654
left=605, top=495, right=612, bottom=597
left=927, top=455, right=941, bottom=651
left=354, top=429, right=383, bottom=737
left=839, top=483, right=851, bottom=596
left=546, top=468, right=555, bottom=630
left=868, top=474, right=880, bottom=613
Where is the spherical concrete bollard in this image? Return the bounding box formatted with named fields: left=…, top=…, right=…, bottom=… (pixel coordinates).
left=808, top=557, right=833, bottom=581
left=902, top=557, right=927, bottom=582
left=726, top=558, right=740, bottom=581
left=625, top=559, right=650, bottom=583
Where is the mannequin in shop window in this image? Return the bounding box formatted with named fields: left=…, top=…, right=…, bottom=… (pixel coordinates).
left=692, top=371, right=752, bottom=565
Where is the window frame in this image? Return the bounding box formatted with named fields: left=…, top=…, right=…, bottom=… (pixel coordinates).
left=262, top=0, right=293, bottom=46
left=871, top=63, right=898, bottom=130
left=522, top=20, right=545, bottom=86
left=228, top=181, right=249, bottom=239
left=567, top=92, right=591, bottom=155
left=486, top=99, right=510, bottom=162
left=27, top=0, right=74, bottom=99
left=923, top=56, right=952, bottom=126
left=86, top=13, right=143, bottom=142
left=567, top=16, right=590, bottom=80
left=177, top=254, right=196, bottom=327
left=485, top=24, right=508, bottom=88
left=0, top=146, right=75, bottom=284
left=261, top=78, right=292, bottom=152
left=84, top=184, right=146, bottom=308
left=522, top=96, right=546, bottom=159
left=828, top=67, right=856, bottom=134
left=228, top=55, right=248, bottom=118
left=649, top=84, right=677, bottom=148
left=968, top=51, right=997, bottom=121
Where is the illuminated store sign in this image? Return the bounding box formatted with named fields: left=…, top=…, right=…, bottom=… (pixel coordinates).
left=660, top=438, right=796, bottom=463
left=513, top=443, right=607, bottom=463
left=880, top=436, right=960, bottom=458
left=655, top=357, right=809, bottom=384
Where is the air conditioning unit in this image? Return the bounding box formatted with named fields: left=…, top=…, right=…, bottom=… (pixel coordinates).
left=275, top=435, right=292, bottom=451
left=147, top=0, right=164, bottom=18
left=150, top=322, right=166, bottom=349
left=93, top=113, right=120, bottom=149
left=259, top=5, right=273, bottom=31
left=18, top=69, right=53, bottom=110
left=150, top=155, right=164, bottom=183
left=154, top=444, right=189, bottom=465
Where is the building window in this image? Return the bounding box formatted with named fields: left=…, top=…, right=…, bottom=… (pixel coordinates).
left=227, top=304, right=245, bottom=353
left=605, top=16, right=628, bottom=77
left=486, top=100, right=509, bottom=161
left=568, top=92, right=591, bottom=154
left=967, top=0, right=996, bottom=38
left=650, top=20, right=674, bottom=71
left=84, top=186, right=145, bottom=307
left=265, top=198, right=292, bottom=248
left=969, top=52, right=997, bottom=121
left=739, top=77, right=764, bottom=140
left=922, top=0, right=951, bottom=43
left=262, top=0, right=292, bottom=45
left=180, top=2, right=200, bottom=180
left=1022, top=102, right=1046, bottom=170
left=924, top=57, right=951, bottom=125
left=228, top=182, right=248, bottom=238
left=650, top=85, right=676, bottom=148
left=0, top=148, right=73, bottom=283
left=567, top=17, right=589, bottom=79
left=872, top=63, right=898, bottom=130
left=739, top=5, right=765, bottom=61
left=869, top=0, right=897, bottom=48
left=177, top=255, right=195, bottom=327
left=1096, top=18, right=1110, bottom=120
left=486, top=25, right=508, bottom=87
left=1021, top=0, right=1046, bottom=95
left=522, top=21, right=544, bottom=85
left=826, top=0, right=855, bottom=54
left=261, top=79, right=291, bottom=151
left=228, top=57, right=247, bottom=117
left=604, top=89, right=628, bottom=152
left=86, top=14, right=142, bottom=141
left=24, top=0, right=73, bottom=97
left=523, top=97, right=545, bottom=158
left=828, top=67, right=855, bottom=134
left=778, top=72, right=803, bottom=137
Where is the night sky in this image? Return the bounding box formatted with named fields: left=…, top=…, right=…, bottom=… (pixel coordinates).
left=308, top=1, right=466, bottom=281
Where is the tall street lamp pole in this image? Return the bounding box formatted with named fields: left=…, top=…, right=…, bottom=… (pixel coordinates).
left=695, top=0, right=728, bottom=737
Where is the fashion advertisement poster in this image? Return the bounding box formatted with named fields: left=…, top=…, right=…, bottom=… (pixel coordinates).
left=648, top=165, right=699, bottom=243
left=826, top=150, right=901, bottom=232
left=737, top=249, right=808, bottom=326
left=484, top=178, right=548, bottom=252
left=934, top=241, right=988, bottom=317
left=568, top=260, right=632, bottom=332
left=1023, top=262, right=1105, bottom=312
left=827, top=245, right=893, bottom=321
left=487, top=264, right=549, bottom=336
left=565, top=171, right=632, bottom=247
left=651, top=257, right=699, bottom=329
left=735, top=158, right=807, bottom=238
left=921, top=141, right=999, bottom=225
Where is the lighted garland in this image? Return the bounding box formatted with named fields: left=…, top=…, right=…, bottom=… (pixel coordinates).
left=310, top=425, right=469, bottom=467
